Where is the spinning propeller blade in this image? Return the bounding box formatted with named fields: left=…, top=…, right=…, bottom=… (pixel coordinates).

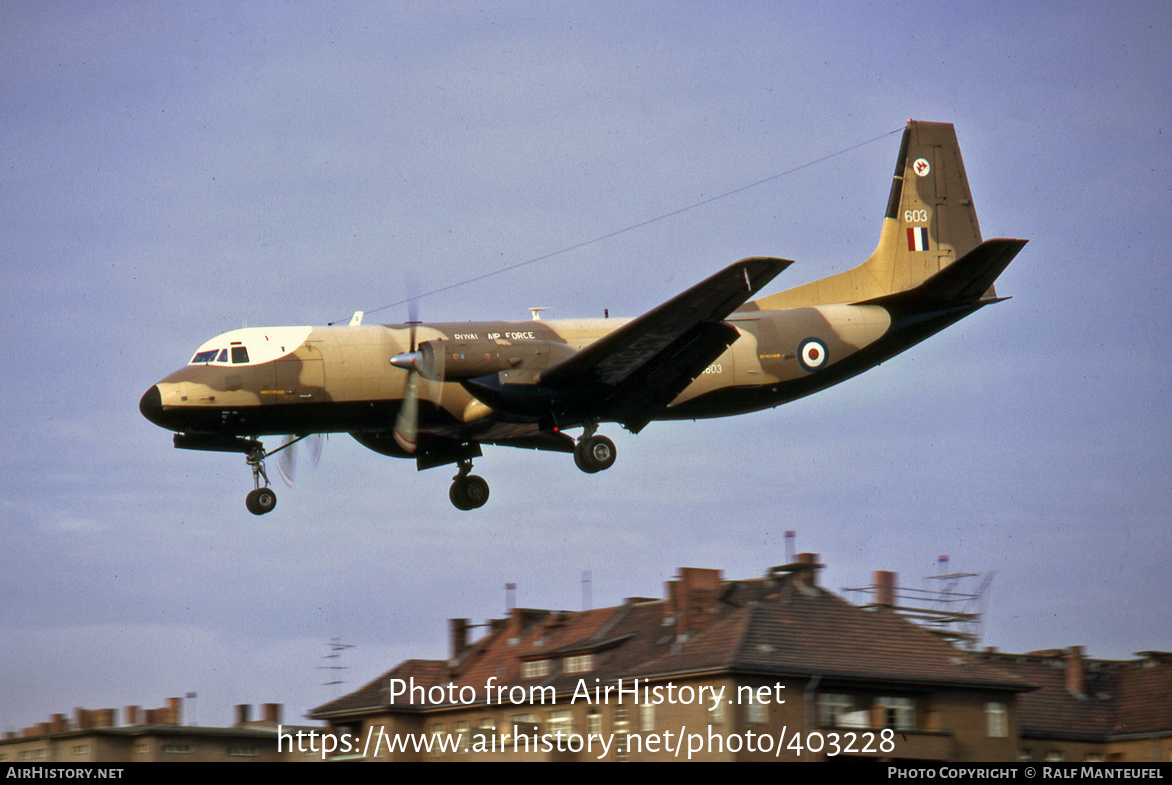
left=276, top=434, right=325, bottom=488
left=392, top=299, right=421, bottom=454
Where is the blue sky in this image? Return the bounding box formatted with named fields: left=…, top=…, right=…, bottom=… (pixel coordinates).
left=2, top=2, right=1169, bottom=729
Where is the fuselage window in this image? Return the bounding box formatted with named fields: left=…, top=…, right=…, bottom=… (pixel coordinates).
left=231, top=346, right=249, bottom=364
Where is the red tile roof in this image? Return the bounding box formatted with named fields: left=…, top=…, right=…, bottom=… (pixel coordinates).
left=311, top=565, right=1027, bottom=720
left=976, top=651, right=1172, bottom=740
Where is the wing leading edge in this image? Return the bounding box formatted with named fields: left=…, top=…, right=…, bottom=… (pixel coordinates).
left=541, top=256, right=790, bottom=432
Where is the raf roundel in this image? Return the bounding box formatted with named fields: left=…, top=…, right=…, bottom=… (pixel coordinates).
left=798, top=338, right=828, bottom=372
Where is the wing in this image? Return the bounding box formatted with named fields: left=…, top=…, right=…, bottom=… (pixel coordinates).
left=541, top=256, right=790, bottom=432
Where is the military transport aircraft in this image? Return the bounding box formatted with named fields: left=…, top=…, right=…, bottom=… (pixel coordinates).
left=140, top=120, right=1026, bottom=513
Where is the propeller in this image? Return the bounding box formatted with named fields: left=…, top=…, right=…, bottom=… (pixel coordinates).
left=390, top=298, right=429, bottom=454
left=391, top=321, right=420, bottom=453
left=276, top=433, right=324, bottom=488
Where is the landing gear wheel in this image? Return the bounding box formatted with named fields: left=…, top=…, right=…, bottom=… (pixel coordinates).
left=450, top=475, right=490, bottom=511
left=246, top=487, right=277, bottom=516
left=574, top=435, right=616, bottom=474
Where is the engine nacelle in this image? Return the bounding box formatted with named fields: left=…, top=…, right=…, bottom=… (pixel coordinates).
left=418, top=339, right=576, bottom=381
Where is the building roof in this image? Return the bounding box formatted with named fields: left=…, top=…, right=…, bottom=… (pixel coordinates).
left=978, top=649, right=1172, bottom=741
left=639, top=580, right=1028, bottom=690
left=310, top=557, right=1027, bottom=720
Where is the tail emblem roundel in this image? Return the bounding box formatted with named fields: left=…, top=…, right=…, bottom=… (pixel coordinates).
left=798, top=338, right=828, bottom=372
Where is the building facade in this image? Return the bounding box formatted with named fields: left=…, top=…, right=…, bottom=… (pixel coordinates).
left=0, top=700, right=320, bottom=763
left=977, top=647, right=1172, bottom=763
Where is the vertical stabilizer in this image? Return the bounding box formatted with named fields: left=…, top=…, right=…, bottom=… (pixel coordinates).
left=751, top=121, right=986, bottom=309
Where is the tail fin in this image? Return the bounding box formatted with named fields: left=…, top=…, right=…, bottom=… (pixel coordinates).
left=753, top=120, right=987, bottom=309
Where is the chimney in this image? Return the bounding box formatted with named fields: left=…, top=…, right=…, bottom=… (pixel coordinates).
left=669, top=567, right=722, bottom=640
left=1065, top=646, right=1086, bottom=697
left=74, top=707, right=90, bottom=730
left=92, top=708, right=116, bottom=728
left=125, top=706, right=140, bottom=726
left=165, top=697, right=182, bottom=726
left=50, top=714, right=68, bottom=734
left=262, top=703, right=282, bottom=724
left=874, top=571, right=897, bottom=607
left=795, top=553, right=821, bottom=587
left=235, top=704, right=251, bottom=726
left=450, top=618, right=470, bottom=660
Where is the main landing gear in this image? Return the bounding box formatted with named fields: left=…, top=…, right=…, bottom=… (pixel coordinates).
left=574, top=427, right=616, bottom=474
left=450, top=458, right=489, bottom=511
left=443, top=428, right=616, bottom=511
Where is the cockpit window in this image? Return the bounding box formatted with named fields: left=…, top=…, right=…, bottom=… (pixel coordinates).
left=191, top=349, right=219, bottom=364
left=216, top=349, right=229, bottom=363
left=231, top=346, right=249, bottom=364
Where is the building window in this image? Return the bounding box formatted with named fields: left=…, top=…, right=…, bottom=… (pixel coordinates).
left=161, top=744, right=190, bottom=754
left=565, top=654, right=593, bottom=673
left=430, top=723, right=445, bottom=758
left=745, top=693, right=768, bottom=725
left=877, top=696, right=916, bottom=731
left=472, top=716, right=494, bottom=747
left=588, top=709, right=602, bottom=737
left=818, top=694, right=853, bottom=728
left=511, top=713, right=537, bottom=739
left=641, top=702, right=655, bottom=731
left=522, top=659, right=550, bottom=678
left=454, top=721, right=469, bottom=753
left=1045, top=750, right=1065, bottom=762
left=548, top=710, right=572, bottom=738
left=986, top=701, right=1008, bottom=738
left=71, top=745, right=91, bottom=755
left=613, top=705, right=629, bottom=761
left=228, top=747, right=258, bottom=757
left=709, top=697, right=726, bottom=725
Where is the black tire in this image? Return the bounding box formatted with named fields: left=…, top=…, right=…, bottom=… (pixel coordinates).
left=574, top=435, right=616, bottom=474
left=450, top=475, right=490, bottom=510
left=246, top=487, right=277, bottom=516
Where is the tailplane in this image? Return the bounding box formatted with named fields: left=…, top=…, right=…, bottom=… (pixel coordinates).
left=753, top=120, right=990, bottom=309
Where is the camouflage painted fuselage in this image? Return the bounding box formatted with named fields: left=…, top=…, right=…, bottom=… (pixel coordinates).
left=141, top=120, right=1025, bottom=473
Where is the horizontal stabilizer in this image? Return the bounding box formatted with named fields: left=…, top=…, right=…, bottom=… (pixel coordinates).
left=857, top=238, right=1027, bottom=314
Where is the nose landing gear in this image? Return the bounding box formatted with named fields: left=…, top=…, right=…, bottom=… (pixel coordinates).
left=246, top=486, right=277, bottom=515
left=245, top=445, right=277, bottom=515
left=241, top=436, right=309, bottom=515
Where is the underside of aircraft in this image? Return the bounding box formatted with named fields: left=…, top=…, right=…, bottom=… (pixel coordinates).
left=140, top=120, right=1026, bottom=512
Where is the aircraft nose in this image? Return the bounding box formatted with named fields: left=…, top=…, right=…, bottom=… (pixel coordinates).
left=139, top=385, right=165, bottom=426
